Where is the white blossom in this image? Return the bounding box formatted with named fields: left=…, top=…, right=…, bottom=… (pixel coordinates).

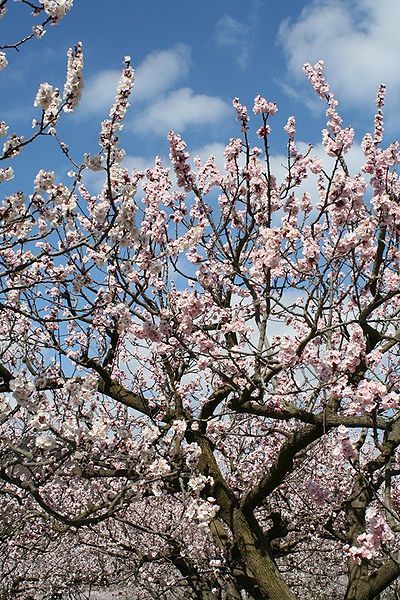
left=171, top=419, right=187, bottom=435
left=109, top=63, right=135, bottom=121
left=34, top=82, right=58, bottom=111
left=64, top=376, right=97, bottom=406
left=107, top=303, right=133, bottom=333
left=30, top=410, right=49, bottom=431
left=61, top=418, right=80, bottom=441
left=0, top=397, right=9, bottom=413
left=34, top=169, right=55, bottom=192
left=184, top=442, right=202, bottom=467
left=168, top=225, right=204, bottom=256
left=9, top=374, right=35, bottom=405
left=0, top=121, right=8, bottom=137
left=99, top=59, right=135, bottom=157
left=88, top=419, right=108, bottom=441
left=32, top=25, right=46, bottom=38
left=148, top=457, right=171, bottom=477
left=186, top=498, right=220, bottom=528
left=35, top=434, right=55, bottom=449
left=0, top=52, right=8, bottom=71
left=3, top=134, right=24, bottom=158
left=63, top=42, right=84, bottom=112
left=0, top=167, right=14, bottom=183
left=142, top=425, right=160, bottom=443
left=209, top=560, right=222, bottom=568
left=188, top=474, right=213, bottom=493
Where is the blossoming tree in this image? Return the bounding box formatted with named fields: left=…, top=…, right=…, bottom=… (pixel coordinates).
left=1, top=3, right=400, bottom=599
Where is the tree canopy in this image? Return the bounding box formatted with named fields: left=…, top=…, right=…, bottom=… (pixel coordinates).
left=0, top=2, right=400, bottom=599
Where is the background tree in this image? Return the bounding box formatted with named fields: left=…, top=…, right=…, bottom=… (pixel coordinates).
left=1, top=3, right=400, bottom=599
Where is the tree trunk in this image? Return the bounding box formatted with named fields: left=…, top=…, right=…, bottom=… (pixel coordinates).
left=197, top=436, right=297, bottom=600
left=229, top=507, right=296, bottom=600
left=345, top=557, right=399, bottom=600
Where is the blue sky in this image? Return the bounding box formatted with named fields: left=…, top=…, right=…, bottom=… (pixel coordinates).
left=1, top=0, right=400, bottom=188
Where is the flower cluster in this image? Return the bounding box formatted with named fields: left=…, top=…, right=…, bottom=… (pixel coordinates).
left=232, top=97, right=249, bottom=131
left=305, top=60, right=354, bottom=158
left=373, top=84, right=386, bottom=143
left=9, top=374, right=35, bottom=406
left=303, top=60, right=330, bottom=99
left=32, top=24, right=46, bottom=39
left=353, top=380, right=387, bottom=414
left=168, top=131, right=194, bottom=191
left=0, top=52, right=8, bottom=71
left=346, top=507, right=395, bottom=563
left=186, top=497, right=220, bottom=529
left=253, top=94, right=278, bottom=116
left=2, top=134, right=24, bottom=158
left=0, top=167, right=14, bottom=183
left=63, top=42, right=84, bottom=112
left=41, top=0, right=74, bottom=23
left=34, top=82, right=59, bottom=111
left=109, top=57, right=134, bottom=122
left=168, top=225, right=204, bottom=256
left=34, top=170, right=55, bottom=192
left=0, top=121, right=8, bottom=137
left=332, top=426, right=356, bottom=460
left=284, top=116, right=296, bottom=139
left=98, top=57, right=134, bottom=161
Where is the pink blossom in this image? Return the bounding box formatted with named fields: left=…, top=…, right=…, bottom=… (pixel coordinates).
left=374, top=84, right=386, bottom=143
left=332, top=426, right=356, bottom=460
left=232, top=97, right=249, bottom=130
left=284, top=116, right=296, bottom=139
left=352, top=380, right=387, bottom=414
left=322, top=126, right=354, bottom=157
left=253, top=94, right=278, bottom=116
left=303, top=60, right=330, bottom=99
left=346, top=507, right=395, bottom=564
left=168, top=131, right=194, bottom=191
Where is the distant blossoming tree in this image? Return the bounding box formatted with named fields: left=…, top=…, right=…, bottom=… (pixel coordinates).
left=1, top=3, right=400, bottom=600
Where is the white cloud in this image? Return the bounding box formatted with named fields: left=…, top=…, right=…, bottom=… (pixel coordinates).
left=131, top=87, right=230, bottom=135
left=78, top=43, right=228, bottom=136
left=79, top=69, right=120, bottom=115
left=278, top=0, right=400, bottom=111
left=79, top=45, right=191, bottom=115
left=134, top=44, right=191, bottom=102
left=215, top=15, right=250, bottom=69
